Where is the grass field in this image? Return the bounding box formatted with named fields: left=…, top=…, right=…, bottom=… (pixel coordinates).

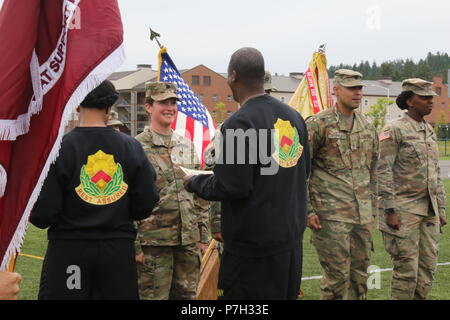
left=14, top=181, right=450, bottom=300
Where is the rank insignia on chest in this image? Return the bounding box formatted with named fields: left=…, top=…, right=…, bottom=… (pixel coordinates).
left=273, top=118, right=303, bottom=168
left=75, top=150, right=128, bottom=205
left=379, top=131, right=391, bottom=142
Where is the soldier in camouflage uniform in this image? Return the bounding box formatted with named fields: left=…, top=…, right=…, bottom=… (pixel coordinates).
left=204, top=127, right=223, bottom=242
left=306, top=69, right=379, bottom=300
left=107, top=110, right=123, bottom=132
left=377, top=79, right=447, bottom=300
left=264, top=70, right=273, bottom=95
left=134, top=82, right=210, bottom=300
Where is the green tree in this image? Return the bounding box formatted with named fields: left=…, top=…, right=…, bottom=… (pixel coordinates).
left=435, top=111, right=448, bottom=138
left=329, top=51, right=449, bottom=84
left=371, top=61, right=380, bottom=79
left=213, top=102, right=227, bottom=123
left=380, top=62, right=393, bottom=78
left=402, top=59, right=416, bottom=79
left=393, top=70, right=402, bottom=81
left=416, top=60, right=432, bottom=80
left=365, top=98, right=394, bottom=131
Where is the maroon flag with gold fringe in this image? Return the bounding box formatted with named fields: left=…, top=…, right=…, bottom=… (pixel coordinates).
left=0, top=0, right=125, bottom=270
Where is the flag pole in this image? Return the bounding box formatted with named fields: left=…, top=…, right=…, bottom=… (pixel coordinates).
left=149, top=28, right=163, bottom=49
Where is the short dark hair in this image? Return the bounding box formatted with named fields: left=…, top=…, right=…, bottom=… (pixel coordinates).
left=396, top=91, right=415, bottom=110
left=228, top=47, right=265, bottom=87
left=80, top=80, right=119, bottom=110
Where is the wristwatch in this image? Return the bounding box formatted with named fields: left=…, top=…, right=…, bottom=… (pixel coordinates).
left=384, top=208, right=395, bottom=215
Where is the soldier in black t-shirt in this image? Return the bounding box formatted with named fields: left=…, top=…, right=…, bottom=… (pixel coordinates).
left=31, top=80, right=159, bottom=300
left=184, top=48, right=310, bottom=300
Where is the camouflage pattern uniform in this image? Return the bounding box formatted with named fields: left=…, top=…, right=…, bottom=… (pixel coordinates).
left=107, top=110, right=123, bottom=127
left=204, top=125, right=222, bottom=235
left=306, top=70, right=379, bottom=300
left=377, top=79, right=446, bottom=300
left=264, top=70, right=274, bottom=94
left=135, top=82, right=210, bottom=300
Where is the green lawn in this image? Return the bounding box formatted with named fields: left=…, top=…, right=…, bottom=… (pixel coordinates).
left=302, top=179, right=450, bottom=300
left=302, top=217, right=450, bottom=300
left=13, top=180, right=450, bottom=300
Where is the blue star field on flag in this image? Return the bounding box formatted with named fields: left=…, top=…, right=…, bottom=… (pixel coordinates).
left=159, top=53, right=210, bottom=128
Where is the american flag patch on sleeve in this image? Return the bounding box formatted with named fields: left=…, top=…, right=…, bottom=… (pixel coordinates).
left=379, top=131, right=391, bottom=141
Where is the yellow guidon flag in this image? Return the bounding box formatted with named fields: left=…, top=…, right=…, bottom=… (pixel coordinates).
left=288, top=45, right=333, bottom=118
left=75, top=150, right=128, bottom=205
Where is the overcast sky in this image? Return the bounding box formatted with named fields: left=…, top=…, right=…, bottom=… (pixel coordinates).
left=117, top=0, right=450, bottom=75
left=2, top=0, right=449, bottom=75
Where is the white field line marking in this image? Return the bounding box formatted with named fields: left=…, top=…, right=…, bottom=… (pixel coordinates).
left=302, top=262, right=450, bottom=281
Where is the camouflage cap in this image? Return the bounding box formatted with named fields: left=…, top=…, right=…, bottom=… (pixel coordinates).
left=107, top=110, right=123, bottom=126
left=264, top=70, right=273, bottom=91
left=402, top=78, right=437, bottom=96
left=145, top=81, right=180, bottom=101
left=334, top=69, right=364, bottom=87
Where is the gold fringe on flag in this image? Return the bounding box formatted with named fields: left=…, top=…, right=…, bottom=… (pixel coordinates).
left=288, top=49, right=333, bottom=118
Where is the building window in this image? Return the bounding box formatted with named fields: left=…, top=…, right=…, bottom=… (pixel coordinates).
left=117, top=93, right=131, bottom=106
left=199, top=94, right=204, bottom=102
left=212, top=94, right=218, bottom=101
left=192, top=75, right=200, bottom=86
left=203, top=76, right=211, bottom=86
left=227, top=95, right=232, bottom=101
left=435, top=87, right=442, bottom=96
left=137, top=114, right=147, bottom=122
left=365, top=100, right=368, bottom=106
left=442, top=102, right=446, bottom=108
left=280, top=97, right=285, bottom=103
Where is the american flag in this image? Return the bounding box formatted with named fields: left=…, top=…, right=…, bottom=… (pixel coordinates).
left=378, top=131, right=391, bottom=142
left=157, top=47, right=216, bottom=166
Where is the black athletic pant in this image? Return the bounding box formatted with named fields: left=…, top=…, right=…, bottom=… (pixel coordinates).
left=218, top=241, right=302, bottom=300
left=38, top=239, right=139, bottom=300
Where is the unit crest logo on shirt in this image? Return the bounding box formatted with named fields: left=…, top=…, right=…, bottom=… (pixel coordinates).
left=75, top=150, right=128, bottom=205
left=273, top=118, right=303, bottom=168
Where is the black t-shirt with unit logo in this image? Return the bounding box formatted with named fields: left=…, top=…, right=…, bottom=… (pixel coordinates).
left=188, top=95, right=311, bottom=257
left=30, top=127, right=159, bottom=240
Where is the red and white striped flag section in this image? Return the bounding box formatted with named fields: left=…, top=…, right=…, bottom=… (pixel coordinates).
left=157, top=47, right=216, bottom=166
left=288, top=48, right=333, bottom=118
left=0, top=0, right=125, bottom=271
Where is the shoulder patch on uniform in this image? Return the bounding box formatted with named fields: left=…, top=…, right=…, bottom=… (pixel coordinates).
left=273, top=118, right=303, bottom=168
left=379, top=131, right=391, bottom=142
left=75, top=150, right=128, bottom=205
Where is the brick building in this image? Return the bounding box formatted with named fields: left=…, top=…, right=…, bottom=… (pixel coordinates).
left=74, top=66, right=448, bottom=137
left=425, top=76, right=450, bottom=125
left=182, top=65, right=238, bottom=123
left=104, top=64, right=238, bottom=136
